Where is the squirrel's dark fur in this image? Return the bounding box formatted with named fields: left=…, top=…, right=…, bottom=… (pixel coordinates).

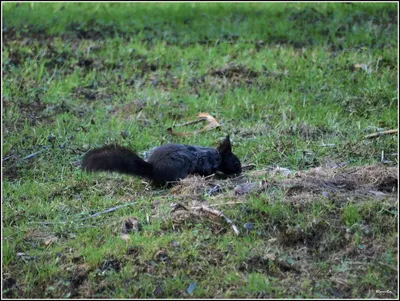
left=82, top=135, right=241, bottom=185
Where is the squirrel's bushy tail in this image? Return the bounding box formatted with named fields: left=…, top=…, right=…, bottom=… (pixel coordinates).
left=82, top=144, right=152, bottom=179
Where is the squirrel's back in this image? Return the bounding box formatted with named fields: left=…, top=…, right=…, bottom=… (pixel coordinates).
left=81, top=136, right=241, bottom=185
left=147, top=144, right=221, bottom=182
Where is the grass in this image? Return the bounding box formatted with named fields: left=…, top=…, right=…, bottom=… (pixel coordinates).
left=2, top=2, right=398, bottom=299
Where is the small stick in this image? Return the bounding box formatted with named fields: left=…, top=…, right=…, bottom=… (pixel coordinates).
left=170, top=203, right=240, bottom=235
left=174, top=118, right=207, bottom=127
left=81, top=202, right=137, bottom=220
left=171, top=201, right=245, bottom=211
left=204, top=173, right=216, bottom=179
left=2, top=155, right=14, bottom=162
left=30, top=202, right=138, bottom=225
left=170, top=203, right=189, bottom=212
left=242, top=163, right=256, bottom=171
left=364, top=129, right=398, bottom=139
left=167, top=113, right=220, bottom=136
left=198, top=205, right=240, bottom=236
left=22, top=147, right=49, bottom=160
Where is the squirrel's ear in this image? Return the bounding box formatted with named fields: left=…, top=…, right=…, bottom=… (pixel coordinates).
left=217, top=135, right=232, bottom=154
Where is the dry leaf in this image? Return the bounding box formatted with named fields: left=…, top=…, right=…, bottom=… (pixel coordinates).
left=197, top=112, right=220, bottom=129
left=167, top=112, right=220, bottom=136
left=44, top=236, right=58, bottom=246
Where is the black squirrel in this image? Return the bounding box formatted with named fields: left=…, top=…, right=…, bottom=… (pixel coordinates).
left=82, top=135, right=242, bottom=185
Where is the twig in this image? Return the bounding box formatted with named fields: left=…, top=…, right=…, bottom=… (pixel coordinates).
left=80, top=202, right=138, bottom=220
left=22, top=147, right=49, bottom=160
left=2, top=155, right=15, bottom=162
left=173, top=118, right=207, bottom=127
left=171, top=201, right=245, bottom=211
left=31, top=202, right=139, bottom=225
left=170, top=203, right=241, bottom=235
left=198, top=205, right=240, bottom=236
left=204, top=173, right=216, bottom=179
left=364, top=129, right=398, bottom=139
left=242, top=163, right=256, bottom=171
left=167, top=113, right=220, bottom=136
left=207, top=184, right=221, bottom=196
left=170, top=202, right=189, bottom=212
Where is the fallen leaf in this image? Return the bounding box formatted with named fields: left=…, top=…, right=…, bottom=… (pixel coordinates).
left=167, top=112, right=220, bottom=136
left=44, top=236, right=58, bottom=246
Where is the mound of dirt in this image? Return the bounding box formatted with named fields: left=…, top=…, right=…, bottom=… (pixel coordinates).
left=281, top=164, right=398, bottom=198
left=165, top=164, right=398, bottom=203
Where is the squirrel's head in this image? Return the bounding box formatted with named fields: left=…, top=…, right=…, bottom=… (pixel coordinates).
left=217, top=135, right=242, bottom=175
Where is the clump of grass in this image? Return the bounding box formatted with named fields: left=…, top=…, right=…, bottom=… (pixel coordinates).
left=342, top=203, right=361, bottom=228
